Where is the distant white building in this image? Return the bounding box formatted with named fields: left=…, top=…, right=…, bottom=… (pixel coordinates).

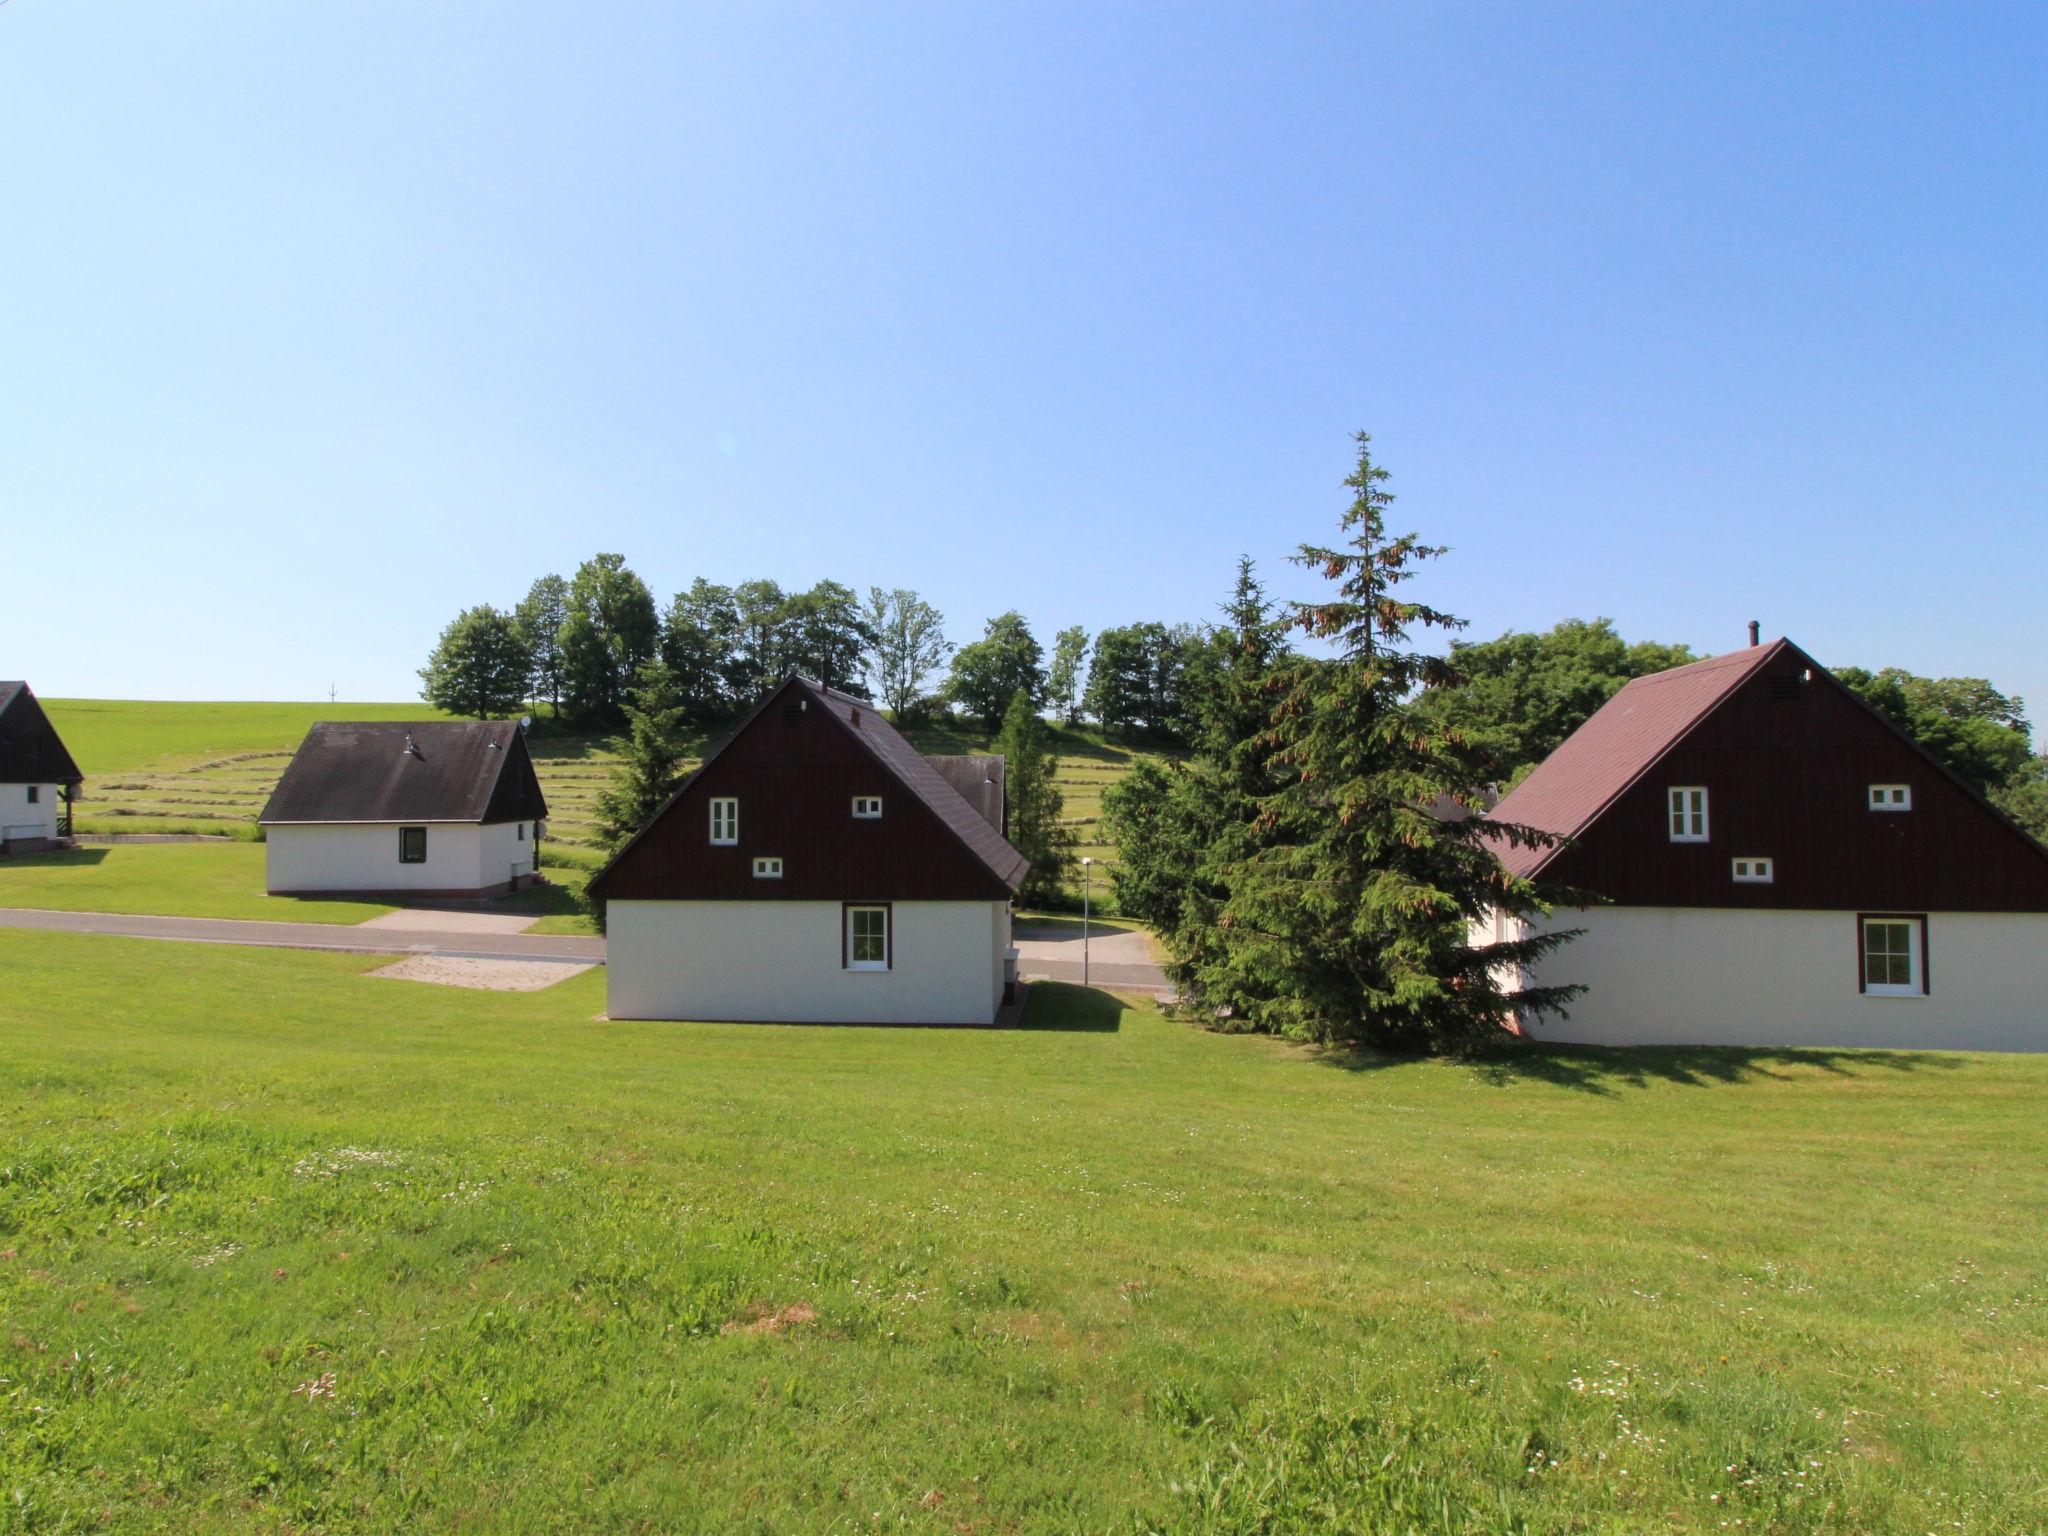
left=259, top=721, right=548, bottom=896
left=0, top=682, right=82, bottom=852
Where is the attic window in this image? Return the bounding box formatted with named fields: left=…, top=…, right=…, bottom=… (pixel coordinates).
left=1667, top=787, right=1709, bottom=842
left=1768, top=675, right=1803, bottom=700
left=1732, top=857, right=1774, bottom=883
left=753, top=857, right=783, bottom=879
left=782, top=703, right=805, bottom=726
left=1869, top=784, right=1912, bottom=812
left=709, top=797, right=738, bottom=845
left=852, top=796, right=883, bottom=819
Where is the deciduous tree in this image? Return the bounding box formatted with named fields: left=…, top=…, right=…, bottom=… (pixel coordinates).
left=946, top=612, right=1045, bottom=730
left=513, top=575, right=569, bottom=717
left=418, top=605, right=533, bottom=721
left=1047, top=625, right=1089, bottom=725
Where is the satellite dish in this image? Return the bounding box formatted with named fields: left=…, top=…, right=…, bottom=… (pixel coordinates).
left=519, top=715, right=533, bottom=732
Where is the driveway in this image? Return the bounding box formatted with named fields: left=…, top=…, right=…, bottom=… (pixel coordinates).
left=1013, top=918, right=1170, bottom=993
left=0, top=908, right=604, bottom=966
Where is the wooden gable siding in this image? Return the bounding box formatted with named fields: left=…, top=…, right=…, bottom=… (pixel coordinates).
left=591, top=682, right=1015, bottom=903
left=1544, top=658, right=2048, bottom=913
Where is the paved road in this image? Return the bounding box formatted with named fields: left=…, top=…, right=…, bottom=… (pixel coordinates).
left=1012, top=919, right=1170, bottom=992
left=0, top=908, right=605, bottom=966
left=0, top=908, right=1171, bottom=991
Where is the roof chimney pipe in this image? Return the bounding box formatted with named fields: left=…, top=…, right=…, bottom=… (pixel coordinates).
left=1747, top=620, right=1760, bottom=648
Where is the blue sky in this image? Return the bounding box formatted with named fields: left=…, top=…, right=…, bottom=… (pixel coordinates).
left=4, top=3, right=2044, bottom=727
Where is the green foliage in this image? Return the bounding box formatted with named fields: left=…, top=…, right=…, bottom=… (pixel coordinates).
left=1047, top=625, right=1090, bottom=724
left=417, top=604, right=533, bottom=721
left=560, top=554, right=661, bottom=725
left=862, top=586, right=951, bottom=722
left=729, top=578, right=788, bottom=698
left=661, top=578, right=744, bottom=721
left=994, top=688, right=1075, bottom=907
left=777, top=580, right=873, bottom=696
left=1991, top=755, right=2048, bottom=843
left=513, top=574, right=570, bottom=715
left=1834, top=665, right=2035, bottom=800
left=590, top=660, right=692, bottom=853
left=1416, top=618, right=1699, bottom=785
left=1084, top=621, right=1200, bottom=736
left=1213, top=432, right=1581, bottom=1052
left=945, top=611, right=1046, bottom=729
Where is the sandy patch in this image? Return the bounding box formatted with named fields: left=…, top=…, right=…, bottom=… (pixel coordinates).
left=357, top=909, right=538, bottom=935
left=721, top=1301, right=817, bottom=1336
left=368, top=955, right=592, bottom=991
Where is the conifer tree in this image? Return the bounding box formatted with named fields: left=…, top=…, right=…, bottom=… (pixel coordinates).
left=993, top=689, right=1074, bottom=908
left=1216, top=433, right=1581, bottom=1052
left=591, top=660, right=692, bottom=853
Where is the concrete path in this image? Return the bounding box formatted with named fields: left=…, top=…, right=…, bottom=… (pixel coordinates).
left=1013, top=919, right=1170, bottom=993
left=0, top=907, right=604, bottom=966
left=356, top=908, right=539, bottom=936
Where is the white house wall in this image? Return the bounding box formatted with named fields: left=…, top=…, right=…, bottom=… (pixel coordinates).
left=265, top=822, right=534, bottom=894
left=607, top=899, right=1008, bottom=1024
left=1503, top=906, right=2048, bottom=1052
left=0, top=784, right=61, bottom=843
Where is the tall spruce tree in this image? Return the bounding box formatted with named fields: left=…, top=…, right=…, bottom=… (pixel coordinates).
left=1215, top=432, right=1581, bottom=1052
left=591, top=660, right=692, bottom=852
left=993, top=688, right=1074, bottom=909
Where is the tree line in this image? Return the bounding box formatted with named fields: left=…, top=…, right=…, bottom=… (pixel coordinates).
left=418, top=557, right=1222, bottom=741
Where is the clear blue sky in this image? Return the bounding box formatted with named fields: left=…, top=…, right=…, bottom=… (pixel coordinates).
left=4, top=3, right=2043, bottom=727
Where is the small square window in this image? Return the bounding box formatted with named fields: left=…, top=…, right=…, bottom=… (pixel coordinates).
left=25, top=785, right=39, bottom=804
left=1667, top=786, right=1709, bottom=842
left=1860, top=916, right=1925, bottom=997
left=1868, top=784, right=1912, bottom=812
left=846, top=904, right=890, bottom=970
left=399, top=826, right=428, bottom=864
left=710, top=797, right=739, bottom=845
left=852, top=796, right=883, bottom=819
left=1732, top=857, right=1773, bottom=883
left=753, top=857, right=783, bottom=879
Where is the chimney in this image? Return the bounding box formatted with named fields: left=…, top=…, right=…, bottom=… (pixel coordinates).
left=403, top=732, right=417, bottom=756
left=1747, top=620, right=1760, bottom=648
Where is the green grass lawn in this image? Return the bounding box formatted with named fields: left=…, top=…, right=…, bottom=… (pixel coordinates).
left=3, top=931, right=2043, bottom=1533
left=0, top=846, right=393, bottom=925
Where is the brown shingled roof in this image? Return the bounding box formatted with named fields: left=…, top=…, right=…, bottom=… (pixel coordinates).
left=259, top=721, right=548, bottom=825
left=1485, top=641, right=1786, bottom=877
left=926, top=754, right=1006, bottom=835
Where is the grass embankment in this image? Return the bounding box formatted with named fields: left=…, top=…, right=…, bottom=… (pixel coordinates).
left=36, top=700, right=1168, bottom=926
left=0, top=845, right=394, bottom=925
left=2, top=930, right=2043, bottom=1533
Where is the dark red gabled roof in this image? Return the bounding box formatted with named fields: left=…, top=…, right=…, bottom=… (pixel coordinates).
left=1486, top=641, right=1786, bottom=877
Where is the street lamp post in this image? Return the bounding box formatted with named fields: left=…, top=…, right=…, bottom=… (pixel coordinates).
left=1081, top=856, right=1095, bottom=987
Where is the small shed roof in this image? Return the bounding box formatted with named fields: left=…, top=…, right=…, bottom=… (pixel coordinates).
left=0, top=683, right=83, bottom=785
left=926, top=755, right=1006, bottom=835
left=259, top=721, right=548, bottom=826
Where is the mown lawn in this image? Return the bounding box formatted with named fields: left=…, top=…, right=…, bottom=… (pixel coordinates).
left=3, top=932, right=2044, bottom=1533
left=0, top=846, right=392, bottom=926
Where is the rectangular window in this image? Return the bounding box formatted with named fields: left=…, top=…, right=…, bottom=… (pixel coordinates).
left=845, top=904, right=890, bottom=971
left=399, top=826, right=427, bottom=864
left=1868, top=784, right=1912, bottom=812
left=1667, top=786, right=1709, bottom=842
left=517, top=822, right=525, bottom=841
left=1732, top=857, right=1774, bottom=883
left=752, top=856, right=783, bottom=879
left=25, top=785, right=39, bottom=804
left=852, top=796, right=883, bottom=819
left=709, top=797, right=738, bottom=845
left=1859, top=915, right=1926, bottom=997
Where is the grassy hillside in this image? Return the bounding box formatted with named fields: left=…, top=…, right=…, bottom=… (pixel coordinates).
left=39, top=699, right=1165, bottom=909
left=3, top=931, right=2044, bottom=1532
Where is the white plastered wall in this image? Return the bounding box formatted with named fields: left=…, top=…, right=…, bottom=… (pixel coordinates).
left=1496, top=906, right=2048, bottom=1052
left=607, top=899, right=1008, bottom=1024
left=265, top=822, right=533, bottom=893
left=0, top=784, right=61, bottom=842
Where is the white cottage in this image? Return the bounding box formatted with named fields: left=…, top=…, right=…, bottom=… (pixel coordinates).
left=259, top=721, right=548, bottom=896
left=0, top=682, right=82, bottom=852
left=588, top=676, right=1028, bottom=1025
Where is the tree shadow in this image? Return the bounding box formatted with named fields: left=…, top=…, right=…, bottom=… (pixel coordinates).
left=1306, top=1037, right=1968, bottom=1095
left=1020, top=981, right=1128, bottom=1033
left=4, top=847, right=111, bottom=868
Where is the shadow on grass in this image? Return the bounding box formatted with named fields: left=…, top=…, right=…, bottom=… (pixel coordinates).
left=1309, top=1038, right=1968, bottom=1095
left=2, top=848, right=112, bottom=869
left=1021, top=981, right=1128, bottom=1033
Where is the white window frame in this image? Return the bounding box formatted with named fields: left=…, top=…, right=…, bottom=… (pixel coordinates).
left=1732, top=857, right=1773, bottom=883
left=852, top=795, right=883, bottom=820
left=1860, top=915, right=1925, bottom=998
left=1667, top=786, right=1709, bottom=842
left=752, top=856, right=783, bottom=879
left=1868, top=784, right=1912, bottom=812
left=709, top=797, right=738, bottom=845
left=845, top=904, right=890, bottom=971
